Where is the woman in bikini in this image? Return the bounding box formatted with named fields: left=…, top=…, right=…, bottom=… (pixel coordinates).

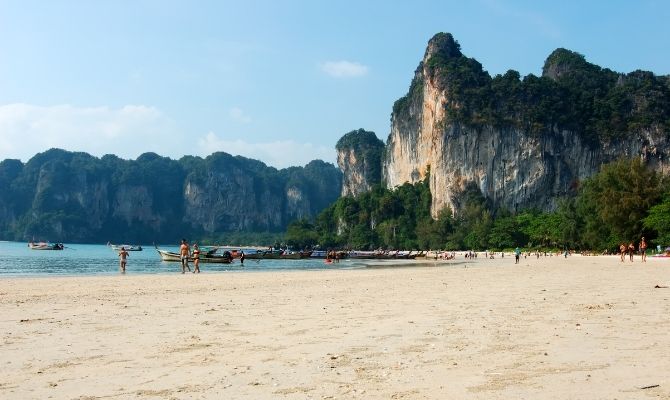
left=192, top=243, right=201, bottom=273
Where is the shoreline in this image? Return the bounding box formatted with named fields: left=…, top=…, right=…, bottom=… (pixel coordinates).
left=0, top=260, right=458, bottom=279
left=0, top=253, right=658, bottom=279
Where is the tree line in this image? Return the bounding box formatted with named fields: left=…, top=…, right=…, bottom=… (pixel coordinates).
left=286, top=158, right=670, bottom=252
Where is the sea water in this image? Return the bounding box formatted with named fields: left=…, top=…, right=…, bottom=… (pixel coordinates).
left=0, top=241, right=367, bottom=277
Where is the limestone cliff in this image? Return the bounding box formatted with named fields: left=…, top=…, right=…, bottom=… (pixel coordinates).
left=0, top=149, right=341, bottom=242
left=336, top=129, right=385, bottom=197
left=384, top=33, right=670, bottom=216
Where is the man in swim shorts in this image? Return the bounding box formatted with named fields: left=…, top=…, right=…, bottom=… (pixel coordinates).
left=180, top=239, right=191, bottom=273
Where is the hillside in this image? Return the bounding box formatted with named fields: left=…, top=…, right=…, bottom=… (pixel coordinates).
left=0, top=149, right=341, bottom=243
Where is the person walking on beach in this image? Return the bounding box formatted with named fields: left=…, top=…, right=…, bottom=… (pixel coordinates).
left=619, top=243, right=626, bottom=262
left=118, top=246, right=129, bottom=273
left=639, top=237, right=647, bottom=262
left=192, top=243, right=200, bottom=273
left=180, top=239, right=191, bottom=273
left=628, top=242, right=635, bottom=262
left=514, top=247, right=521, bottom=264
left=239, top=251, right=245, bottom=265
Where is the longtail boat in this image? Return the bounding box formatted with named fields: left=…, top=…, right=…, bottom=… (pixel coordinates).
left=109, top=243, right=143, bottom=251
left=28, top=242, right=64, bottom=250
left=155, top=247, right=233, bottom=264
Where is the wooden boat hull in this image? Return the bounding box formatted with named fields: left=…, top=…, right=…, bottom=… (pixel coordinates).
left=242, top=251, right=313, bottom=260
left=28, top=242, right=64, bottom=250
left=279, top=253, right=301, bottom=259
left=110, top=244, right=143, bottom=251
left=243, top=252, right=264, bottom=260
left=156, top=249, right=232, bottom=264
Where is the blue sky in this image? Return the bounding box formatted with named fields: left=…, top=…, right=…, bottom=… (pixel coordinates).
left=1, top=0, right=668, bottom=168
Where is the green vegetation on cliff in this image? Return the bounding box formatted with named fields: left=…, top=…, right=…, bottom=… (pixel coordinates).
left=412, top=33, right=670, bottom=141
left=287, top=158, right=670, bottom=251
left=0, top=149, right=341, bottom=243
left=286, top=179, right=433, bottom=250
left=336, top=128, right=385, bottom=188
left=392, top=75, right=423, bottom=116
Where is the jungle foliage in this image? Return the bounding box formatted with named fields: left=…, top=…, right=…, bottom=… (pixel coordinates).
left=287, top=158, right=670, bottom=252
left=398, top=33, right=670, bottom=142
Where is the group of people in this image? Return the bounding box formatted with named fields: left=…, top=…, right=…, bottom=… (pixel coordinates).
left=619, top=237, right=647, bottom=263
left=116, top=239, right=205, bottom=274
left=117, top=239, right=246, bottom=273
left=325, top=250, right=341, bottom=263
left=178, top=239, right=201, bottom=273
left=116, top=237, right=652, bottom=272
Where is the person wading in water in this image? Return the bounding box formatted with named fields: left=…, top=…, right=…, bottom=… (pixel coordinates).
left=118, top=246, right=129, bottom=273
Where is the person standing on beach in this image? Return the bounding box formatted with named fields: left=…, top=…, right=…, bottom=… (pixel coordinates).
left=180, top=239, right=191, bottom=273
left=192, top=243, right=200, bottom=273
left=240, top=251, right=245, bottom=265
left=628, top=242, right=635, bottom=262
left=118, top=246, right=129, bottom=273
left=619, top=243, right=626, bottom=262
left=514, top=247, right=521, bottom=264
left=639, top=237, right=647, bottom=262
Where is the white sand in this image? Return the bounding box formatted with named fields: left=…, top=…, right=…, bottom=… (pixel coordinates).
left=0, top=255, right=668, bottom=399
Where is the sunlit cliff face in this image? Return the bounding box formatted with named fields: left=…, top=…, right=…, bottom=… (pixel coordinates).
left=383, top=34, right=670, bottom=217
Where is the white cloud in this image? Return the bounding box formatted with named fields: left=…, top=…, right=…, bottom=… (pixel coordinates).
left=0, top=103, right=181, bottom=161
left=197, top=131, right=335, bottom=169
left=229, top=107, right=252, bottom=124
left=321, top=60, right=369, bottom=78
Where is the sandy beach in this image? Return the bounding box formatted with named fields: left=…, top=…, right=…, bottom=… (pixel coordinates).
left=1, top=255, right=668, bottom=399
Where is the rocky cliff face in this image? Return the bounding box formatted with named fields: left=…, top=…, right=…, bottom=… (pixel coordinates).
left=384, top=33, right=670, bottom=216
left=336, top=129, right=385, bottom=197
left=0, top=149, right=342, bottom=242
left=182, top=153, right=285, bottom=232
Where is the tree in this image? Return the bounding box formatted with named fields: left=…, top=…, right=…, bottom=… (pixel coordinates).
left=577, top=158, right=661, bottom=250
left=286, top=219, right=319, bottom=249
left=643, top=197, right=670, bottom=246
left=488, top=213, right=518, bottom=249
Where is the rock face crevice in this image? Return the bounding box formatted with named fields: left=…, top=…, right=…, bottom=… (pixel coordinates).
left=383, top=33, right=670, bottom=216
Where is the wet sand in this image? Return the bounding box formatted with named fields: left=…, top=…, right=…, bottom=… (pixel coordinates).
left=0, top=255, right=668, bottom=399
